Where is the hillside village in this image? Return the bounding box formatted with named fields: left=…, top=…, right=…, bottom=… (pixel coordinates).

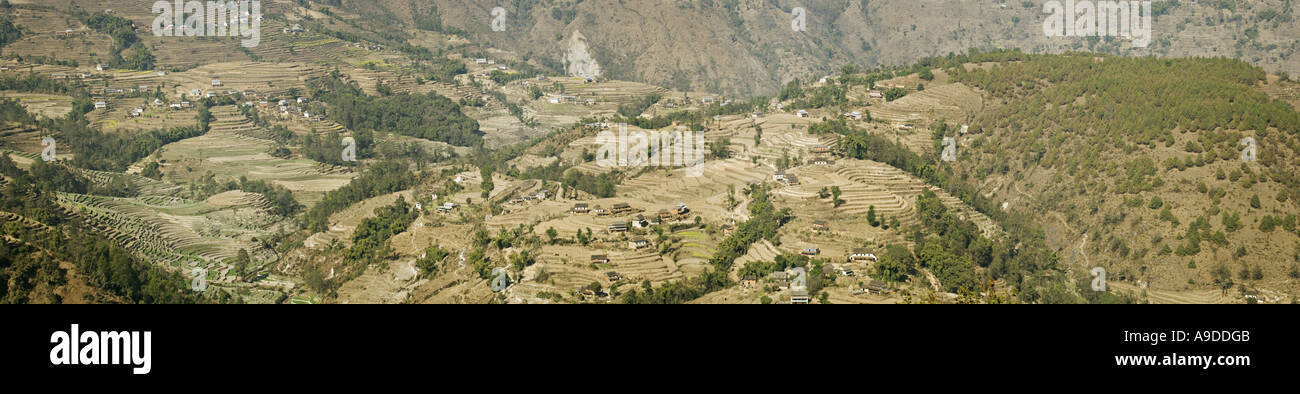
left=1, top=0, right=1299, bottom=304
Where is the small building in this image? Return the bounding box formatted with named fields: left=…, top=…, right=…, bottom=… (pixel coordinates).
left=701, top=96, right=715, bottom=104
left=773, top=171, right=787, bottom=182
left=95, top=64, right=107, bottom=72
left=605, top=272, right=621, bottom=282
left=809, top=157, right=831, bottom=165
left=865, top=280, right=889, bottom=294
left=608, top=221, right=629, bottom=232
left=897, top=124, right=915, bottom=131
left=799, top=247, right=820, bottom=257
left=572, top=203, right=590, bottom=214
left=720, top=223, right=734, bottom=236
left=810, top=145, right=830, bottom=154
left=93, top=101, right=107, bottom=109
left=631, top=214, right=649, bottom=229
left=811, top=220, right=828, bottom=232
left=782, top=174, right=800, bottom=186
left=741, top=275, right=759, bottom=288
left=211, top=79, right=223, bottom=87
left=790, top=289, right=811, bottom=304
left=593, top=205, right=609, bottom=216
left=797, top=109, right=809, bottom=118
left=611, top=202, right=632, bottom=214
left=848, top=111, right=863, bottom=121
left=868, top=90, right=884, bottom=99
left=849, top=249, right=878, bottom=262
left=591, top=255, right=611, bottom=264
left=628, top=237, right=650, bottom=249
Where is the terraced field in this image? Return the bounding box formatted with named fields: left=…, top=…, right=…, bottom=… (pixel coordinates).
left=151, top=105, right=356, bottom=206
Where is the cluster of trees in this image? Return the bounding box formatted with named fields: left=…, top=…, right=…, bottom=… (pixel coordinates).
left=79, top=12, right=154, bottom=70
left=517, top=160, right=619, bottom=198
left=344, top=196, right=417, bottom=263
left=56, top=116, right=205, bottom=172
left=302, top=160, right=417, bottom=232
left=0, top=155, right=196, bottom=304
left=0, top=15, right=21, bottom=49
left=309, top=72, right=482, bottom=146
left=617, top=93, right=662, bottom=118
left=236, top=177, right=301, bottom=217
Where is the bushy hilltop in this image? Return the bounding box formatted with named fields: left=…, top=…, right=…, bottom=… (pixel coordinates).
left=332, top=0, right=1297, bottom=96
left=795, top=49, right=1300, bottom=300
left=948, top=54, right=1300, bottom=298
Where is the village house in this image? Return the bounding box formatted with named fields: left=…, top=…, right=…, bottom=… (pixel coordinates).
left=800, top=247, right=820, bottom=257
left=572, top=203, right=590, bottom=214
left=591, top=255, right=610, bottom=265
left=781, top=174, right=800, bottom=186
left=211, top=79, right=223, bottom=87
left=865, top=280, right=889, bottom=294
left=605, top=272, right=621, bottom=282
left=810, top=145, right=831, bottom=154
left=790, top=289, right=811, bottom=304
left=797, top=109, right=810, bottom=118
left=849, top=248, right=879, bottom=262
left=593, top=205, right=609, bottom=216
left=868, top=90, right=884, bottom=99
left=611, top=202, right=633, bottom=214
left=608, top=221, right=629, bottom=233
left=741, top=275, right=759, bottom=288
left=811, top=220, right=828, bottom=232
left=631, top=214, right=649, bottom=229
left=809, top=157, right=832, bottom=165
left=93, top=101, right=107, bottom=109
left=773, top=171, right=787, bottom=182
left=848, top=111, right=863, bottom=121
left=628, top=237, right=650, bottom=249
left=897, top=123, right=915, bottom=131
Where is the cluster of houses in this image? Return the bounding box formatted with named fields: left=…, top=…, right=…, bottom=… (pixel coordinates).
left=435, top=201, right=458, bottom=214
left=506, top=189, right=550, bottom=205
left=350, top=42, right=384, bottom=51
left=546, top=94, right=596, bottom=106
left=772, top=171, right=800, bottom=186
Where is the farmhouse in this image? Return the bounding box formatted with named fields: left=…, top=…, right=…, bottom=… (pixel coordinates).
left=628, top=237, right=650, bottom=249
left=608, top=222, right=629, bottom=232
left=811, top=220, right=828, bottom=232
left=741, top=275, right=759, bottom=287
left=611, top=202, right=633, bottom=214
left=591, top=255, right=610, bottom=264
left=897, top=124, right=915, bottom=130
left=593, top=205, right=608, bottom=216
left=701, top=96, right=715, bottom=104
left=809, top=157, right=832, bottom=165
left=211, top=79, right=223, bottom=87
left=781, top=174, right=800, bottom=186
left=572, top=203, right=590, bottom=214
left=631, top=214, right=649, bottom=229
left=865, top=280, right=889, bottom=294
left=93, top=101, right=107, bottom=109
left=790, top=289, right=810, bottom=304
left=810, top=145, right=830, bottom=154
left=797, top=109, right=809, bottom=118
left=849, top=249, right=878, bottom=262
left=800, top=247, right=820, bottom=257
left=605, top=272, right=621, bottom=282
left=848, top=111, right=863, bottom=121
left=773, top=171, right=787, bottom=182
left=868, top=90, right=884, bottom=99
